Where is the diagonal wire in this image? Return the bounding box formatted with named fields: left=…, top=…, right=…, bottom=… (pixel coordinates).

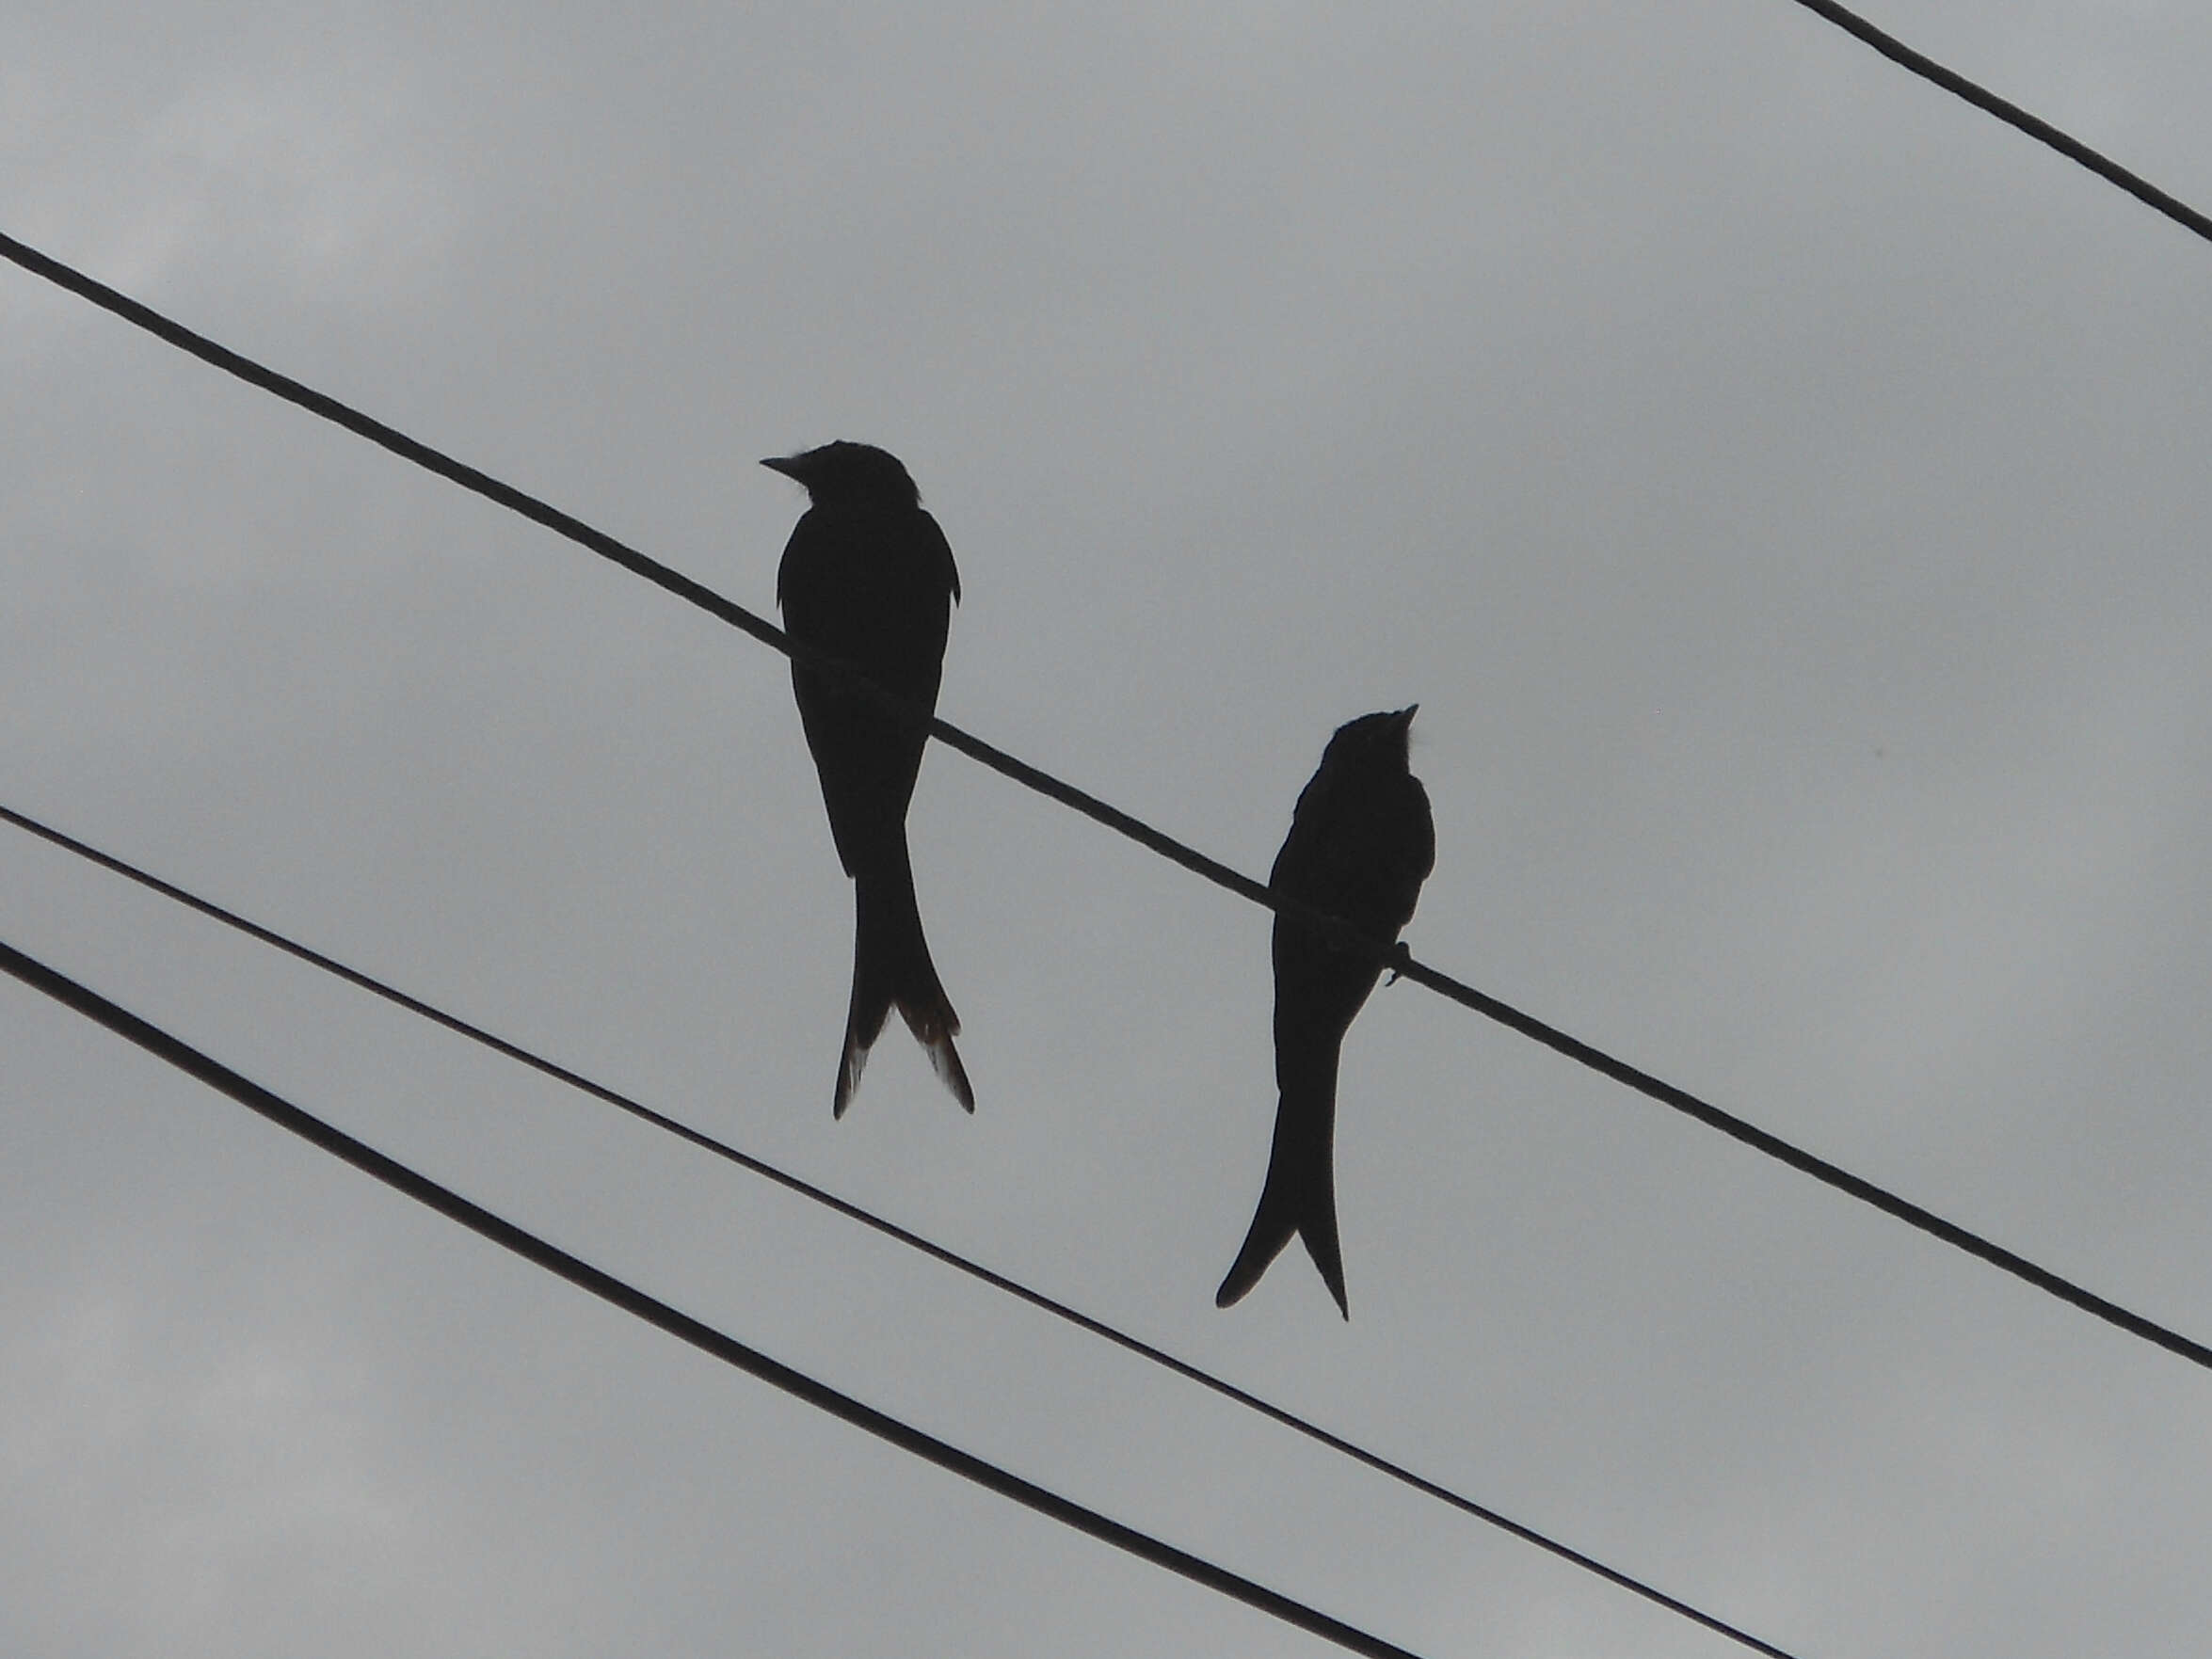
left=3, top=231, right=2208, bottom=1380
left=0, top=802, right=1801, bottom=1658
left=0, top=935, right=1432, bottom=1659
left=1781, top=0, right=2212, bottom=247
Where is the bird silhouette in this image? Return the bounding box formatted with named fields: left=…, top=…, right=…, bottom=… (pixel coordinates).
left=1217, top=707, right=1434, bottom=1316
left=766, top=441, right=973, bottom=1116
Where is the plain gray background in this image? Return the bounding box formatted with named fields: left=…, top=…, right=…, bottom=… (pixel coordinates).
left=6, top=2, right=2212, bottom=1653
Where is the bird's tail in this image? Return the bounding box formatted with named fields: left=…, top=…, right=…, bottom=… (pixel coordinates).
left=837, top=843, right=973, bottom=1117
left=1214, top=1095, right=1346, bottom=1317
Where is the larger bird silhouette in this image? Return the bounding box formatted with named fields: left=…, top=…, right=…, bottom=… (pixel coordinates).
left=1217, top=708, right=1434, bottom=1317
left=766, top=441, right=973, bottom=1116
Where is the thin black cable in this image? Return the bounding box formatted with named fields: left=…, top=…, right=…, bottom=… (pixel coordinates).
left=0, top=800, right=1800, bottom=1659
left=1783, top=0, right=2212, bottom=247
left=0, top=936, right=1428, bottom=1659
left=3, top=234, right=2206, bottom=1379
left=1382, top=950, right=2212, bottom=1372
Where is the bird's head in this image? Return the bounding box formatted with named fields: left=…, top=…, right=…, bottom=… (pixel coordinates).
left=761, top=441, right=922, bottom=508
left=1323, top=706, right=1419, bottom=773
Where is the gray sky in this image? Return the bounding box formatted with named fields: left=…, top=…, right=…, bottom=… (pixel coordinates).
left=6, top=2, right=2212, bottom=1653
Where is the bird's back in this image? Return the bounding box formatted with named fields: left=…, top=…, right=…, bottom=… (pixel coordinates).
left=1273, top=764, right=1434, bottom=936
left=777, top=502, right=960, bottom=693
left=777, top=502, right=961, bottom=877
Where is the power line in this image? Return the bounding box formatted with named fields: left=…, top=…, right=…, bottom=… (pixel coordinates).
left=1782, top=0, right=2212, bottom=247
left=0, top=799, right=1802, bottom=1659
left=0, top=935, right=1431, bottom=1659
left=5, top=231, right=2209, bottom=1378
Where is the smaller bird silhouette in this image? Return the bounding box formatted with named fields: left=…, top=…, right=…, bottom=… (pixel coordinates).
left=1217, top=707, right=1434, bottom=1317
left=766, top=441, right=972, bottom=1117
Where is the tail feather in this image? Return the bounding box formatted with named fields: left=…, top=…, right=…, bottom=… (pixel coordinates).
left=1214, top=1122, right=1346, bottom=1317
left=835, top=850, right=972, bottom=1117
left=896, top=994, right=974, bottom=1112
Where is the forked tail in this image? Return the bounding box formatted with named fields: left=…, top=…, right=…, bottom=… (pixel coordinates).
left=835, top=845, right=973, bottom=1116
left=1214, top=1103, right=1345, bottom=1317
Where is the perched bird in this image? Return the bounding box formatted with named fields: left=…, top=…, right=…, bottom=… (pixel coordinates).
left=1217, top=707, right=1434, bottom=1317
left=766, top=441, right=973, bottom=1116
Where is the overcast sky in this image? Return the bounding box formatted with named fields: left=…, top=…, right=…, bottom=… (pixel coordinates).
left=6, top=2, right=2212, bottom=1654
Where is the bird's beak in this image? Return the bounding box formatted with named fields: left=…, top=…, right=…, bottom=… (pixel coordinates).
left=1393, top=705, right=1419, bottom=731
left=760, top=455, right=803, bottom=480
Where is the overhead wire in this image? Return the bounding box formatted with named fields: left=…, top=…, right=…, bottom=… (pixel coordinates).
left=1780, top=0, right=2212, bottom=247
left=0, top=799, right=1802, bottom=1659
left=5, top=230, right=2207, bottom=1377
left=0, top=934, right=1432, bottom=1659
